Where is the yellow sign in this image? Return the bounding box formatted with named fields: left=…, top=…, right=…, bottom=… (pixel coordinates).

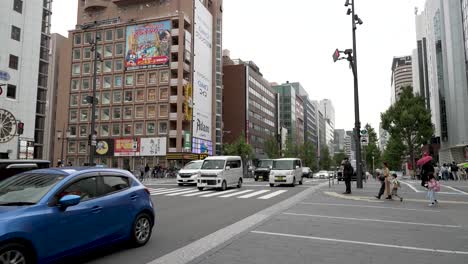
left=96, top=141, right=109, bottom=155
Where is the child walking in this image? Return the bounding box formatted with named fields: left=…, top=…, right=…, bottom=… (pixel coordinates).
left=391, top=173, right=403, bottom=202
left=426, top=173, right=440, bottom=206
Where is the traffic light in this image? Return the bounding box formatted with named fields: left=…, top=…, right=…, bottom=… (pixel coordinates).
left=17, top=122, right=24, bottom=135
left=332, top=49, right=341, bottom=62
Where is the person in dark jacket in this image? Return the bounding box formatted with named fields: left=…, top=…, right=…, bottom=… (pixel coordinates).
left=421, top=160, right=434, bottom=188
left=342, top=158, right=354, bottom=194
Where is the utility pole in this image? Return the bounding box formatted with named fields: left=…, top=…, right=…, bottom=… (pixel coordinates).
left=88, top=33, right=100, bottom=166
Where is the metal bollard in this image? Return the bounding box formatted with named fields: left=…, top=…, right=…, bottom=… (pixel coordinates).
left=329, top=176, right=331, bottom=188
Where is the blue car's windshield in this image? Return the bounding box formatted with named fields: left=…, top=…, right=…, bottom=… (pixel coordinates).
left=0, top=173, right=65, bottom=205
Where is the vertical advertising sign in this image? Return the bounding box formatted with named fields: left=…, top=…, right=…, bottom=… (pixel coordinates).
left=125, top=21, right=171, bottom=70
left=193, top=0, right=213, bottom=142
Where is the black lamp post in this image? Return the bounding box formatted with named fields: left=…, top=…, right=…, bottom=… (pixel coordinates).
left=88, top=33, right=101, bottom=166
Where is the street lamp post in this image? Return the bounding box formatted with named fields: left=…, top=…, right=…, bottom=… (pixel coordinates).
left=88, top=33, right=101, bottom=166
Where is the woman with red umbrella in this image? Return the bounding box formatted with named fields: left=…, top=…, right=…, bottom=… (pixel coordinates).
left=417, top=152, right=434, bottom=188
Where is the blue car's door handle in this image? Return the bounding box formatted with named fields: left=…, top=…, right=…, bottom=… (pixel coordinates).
left=130, top=194, right=138, bottom=201
left=91, top=206, right=102, bottom=213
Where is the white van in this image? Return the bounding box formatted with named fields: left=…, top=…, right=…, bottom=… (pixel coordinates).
left=269, top=158, right=303, bottom=187
left=177, top=160, right=204, bottom=186
left=197, top=156, right=243, bottom=191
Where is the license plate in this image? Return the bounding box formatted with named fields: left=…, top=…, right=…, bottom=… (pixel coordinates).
left=275, top=176, right=285, bottom=180
left=183, top=180, right=187, bottom=182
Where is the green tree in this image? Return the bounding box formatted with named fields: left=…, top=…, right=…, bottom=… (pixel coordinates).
left=381, top=87, right=433, bottom=174
left=382, top=134, right=405, bottom=171
left=264, top=136, right=280, bottom=159
left=284, top=137, right=298, bottom=158
left=363, top=123, right=381, bottom=172
left=222, top=133, right=254, bottom=175
left=319, top=146, right=332, bottom=170
left=298, top=141, right=317, bottom=171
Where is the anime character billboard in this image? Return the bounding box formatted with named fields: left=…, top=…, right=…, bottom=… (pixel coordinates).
left=125, top=21, right=171, bottom=70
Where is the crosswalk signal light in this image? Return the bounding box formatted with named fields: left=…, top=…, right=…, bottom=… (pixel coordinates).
left=332, top=49, right=341, bottom=62
left=17, top=122, right=24, bottom=135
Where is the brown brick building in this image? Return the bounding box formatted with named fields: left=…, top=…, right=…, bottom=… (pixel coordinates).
left=53, top=0, right=223, bottom=170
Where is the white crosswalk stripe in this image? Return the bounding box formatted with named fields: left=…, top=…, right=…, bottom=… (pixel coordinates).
left=200, top=189, right=238, bottom=197
left=147, top=188, right=288, bottom=200
left=238, top=190, right=270, bottom=198
left=165, top=189, right=200, bottom=196
left=258, top=190, right=288, bottom=199
left=219, top=189, right=254, bottom=198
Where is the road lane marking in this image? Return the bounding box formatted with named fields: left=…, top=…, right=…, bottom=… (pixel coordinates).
left=165, top=189, right=200, bottom=196
left=219, top=189, right=253, bottom=198
left=183, top=190, right=215, bottom=196
left=400, top=181, right=423, bottom=193
left=238, top=190, right=270, bottom=198
left=282, top=212, right=461, bottom=228
left=200, top=189, right=238, bottom=197
left=444, top=186, right=468, bottom=195
left=324, top=191, right=468, bottom=204
left=299, top=202, right=441, bottom=212
left=150, top=188, right=187, bottom=195
left=251, top=230, right=468, bottom=255
left=148, top=188, right=169, bottom=193
left=258, top=190, right=288, bottom=199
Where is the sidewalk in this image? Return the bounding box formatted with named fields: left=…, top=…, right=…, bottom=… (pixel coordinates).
left=189, top=180, right=468, bottom=264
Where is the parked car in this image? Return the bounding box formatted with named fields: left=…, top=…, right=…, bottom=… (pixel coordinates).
left=177, top=160, right=204, bottom=186
left=197, top=156, right=243, bottom=191
left=0, top=167, right=155, bottom=264
left=254, top=159, right=273, bottom=181
left=302, top=167, right=312, bottom=178
left=269, top=158, right=303, bottom=187
left=0, top=159, right=50, bottom=181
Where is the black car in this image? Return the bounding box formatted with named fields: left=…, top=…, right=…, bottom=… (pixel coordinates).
left=254, top=159, right=273, bottom=181
left=337, top=171, right=359, bottom=181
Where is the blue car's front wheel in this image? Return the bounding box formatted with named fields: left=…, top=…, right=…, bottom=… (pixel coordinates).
left=131, top=213, right=153, bottom=247
left=0, top=243, right=34, bottom=264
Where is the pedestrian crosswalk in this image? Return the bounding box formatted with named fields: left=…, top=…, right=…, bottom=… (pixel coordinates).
left=147, top=187, right=289, bottom=200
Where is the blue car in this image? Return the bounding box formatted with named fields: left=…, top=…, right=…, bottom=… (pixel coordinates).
left=0, top=167, right=155, bottom=264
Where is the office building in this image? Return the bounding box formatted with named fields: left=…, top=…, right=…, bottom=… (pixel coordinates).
left=391, top=56, right=413, bottom=104
left=303, top=98, right=318, bottom=148
left=53, top=0, right=223, bottom=169
left=334, top=129, right=345, bottom=153
left=319, top=99, right=335, bottom=156
left=0, top=0, right=52, bottom=160
left=222, top=52, right=277, bottom=158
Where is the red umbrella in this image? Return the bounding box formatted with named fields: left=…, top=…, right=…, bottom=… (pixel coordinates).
left=417, top=154, right=432, bottom=167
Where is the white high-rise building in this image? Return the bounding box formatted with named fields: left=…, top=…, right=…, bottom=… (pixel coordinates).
left=319, top=99, right=335, bottom=156
left=0, top=0, right=52, bottom=159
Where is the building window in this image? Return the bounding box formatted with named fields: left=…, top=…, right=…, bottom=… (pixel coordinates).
left=135, top=106, right=144, bottom=119
left=125, top=74, right=134, bottom=86
left=114, top=59, right=123, bottom=71
left=114, top=75, right=122, bottom=87
left=11, top=26, right=21, bottom=41
left=148, top=72, right=157, bottom=85
left=104, top=60, right=112, bottom=73
left=9, top=54, right=18, bottom=70
left=102, top=91, right=110, bottom=104
left=79, top=125, right=88, bottom=138
left=6, top=84, right=16, bottom=99
left=73, top=48, right=81, bottom=60
left=124, top=106, right=133, bottom=120
left=158, top=121, right=168, bottom=135
left=113, top=90, right=122, bottom=103
left=116, top=28, right=124, bottom=39
left=159, top=71, right=169, bottom=84
left=159, top=88, right=168, bottom=100
left=72, top=64, right=80, bottom=76
left=69, top=110, right=78, bottom=122
left=104, top=45, right=113, bottom=57
left=84, top=32, right=93, bottom=44
left=159, top=105, right=168, bottom=118
left=147, top=105, right=156, bottom=118
left=83, top=47, right=91, bottom=59
left=82, top=62, right=91, bottom=75
left=80, top=109, right=89, bottom=122
left=70, top=94, right=79, bottom=106
left=136, top=89, right=145, bottom=102
left=147, top=88, right=156, bottom=101
left=13, top=0, right=23, bottom=13
left=146, top=122, right=156, bottom=135
left=68, top=141, right=76, bottom=153
left=79, top=142, right=87, bottom=154
left=82, top=78, right=90, bottom=90
left=71, top=79, right=80, bottom=91
left=105, top=30, right=113, bottom=41
left=101, top=108, right=110, bottom=121
left=74, top=33, right=82, bottom=46
left=101, top=124, right=109, bottom=137
left=103, top=75, right=112, bottom=89
left=68, top=125, right=77, bottom=137
left=112, top=124, right=121, bottom=136
left=112, top=107, right=121, bottom=120
left=123, top=123, right=132, bottom=136
left=124, top=90, right=133, bottom=102
left=135, top=123, right=144, bottom=135
left=115, top=43, right=124, bottom=56
left=136, top=73, right=145, bottom=86
left=80, top=94, right=88, bottom=106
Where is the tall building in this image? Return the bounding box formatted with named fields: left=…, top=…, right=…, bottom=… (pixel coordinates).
left=0, top=0, right=52, bottom=160
left=344, top=130, right=353, bottom=159
left=334, top=129, right=345, bottom=153
left=273, top=82, right=304, bottom=146
left=390, top=56, right=413, bottom=104
left=319, top=99, right=335, bottom=156
left=303, top=98, right=318, bottom=148
left=379, top=122, right=389, bottom=151
left=414, top=0, right=468, bottom=163
left=44, top=33, right=68, bottom=163
left=222, top=52, right=277, bottom=159
left=53, top=0, right=223, bottom=169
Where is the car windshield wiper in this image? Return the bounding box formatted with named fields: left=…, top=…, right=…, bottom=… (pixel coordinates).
left=0, top=202, right=36, bottom=206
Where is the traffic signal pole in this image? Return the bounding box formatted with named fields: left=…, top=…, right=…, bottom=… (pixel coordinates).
left=89, top=33, right=99, bottom=166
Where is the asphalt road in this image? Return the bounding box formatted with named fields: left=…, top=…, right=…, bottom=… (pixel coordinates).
left=69, top=178, right=325, bottom=264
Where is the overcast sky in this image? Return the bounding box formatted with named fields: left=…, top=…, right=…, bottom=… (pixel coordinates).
left=51, top=0, right=426, bottom=135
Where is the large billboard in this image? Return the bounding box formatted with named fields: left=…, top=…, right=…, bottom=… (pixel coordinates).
left=140, top=137, right=167, bottom=156
left=114, top=138, right=139, bottom=156
left=125, top=21, right=171, bottom=70
left=192, top=0, right=213, bottom=142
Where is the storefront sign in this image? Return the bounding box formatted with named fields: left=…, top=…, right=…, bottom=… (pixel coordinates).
left=140, top=137, right=166, bottom=156
left=114, top=138, right=139, bottom=156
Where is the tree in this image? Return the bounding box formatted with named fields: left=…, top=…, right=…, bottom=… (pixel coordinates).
left=222, top=133, right=254, bottom=175
left=382, top=134, right=405, bottom=171
left=319, top=146, right=332, bottom=170
left=264, top=136, right=280, bottom=159
left=284, top=137, right=298, bottom=158
left=381, top=87, right=433, bottom=174
left=298, top=141, right=317, bottom=171
left=363, top=123, right=381, bottom=172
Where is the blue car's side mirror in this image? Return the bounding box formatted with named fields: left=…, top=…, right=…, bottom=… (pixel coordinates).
left=58, top=195, right=81, bottom=209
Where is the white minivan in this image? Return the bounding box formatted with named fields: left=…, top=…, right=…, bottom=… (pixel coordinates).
left=269, top=158, right=303, bottom=187
left=197, top=156, right=243, bottom=191
left=177, top=160, right=204, bottom=186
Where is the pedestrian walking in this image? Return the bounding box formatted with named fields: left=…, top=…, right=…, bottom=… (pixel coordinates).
left=418, top=153, right=434, bottom=187
left=144, top=163, right=150, bottom=180
left=139, top=164, right=145, bottom=181
left=342, top=157, right=354, bottom=194
left=391, top=173, right=403, bottom=202
left=451, top=162, right=459, bottom=181
left=441, top=164, right=449, bottom=181
left=376, top=162, right=392, bottom=199
left=426, top=173, right=440, bottom=206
